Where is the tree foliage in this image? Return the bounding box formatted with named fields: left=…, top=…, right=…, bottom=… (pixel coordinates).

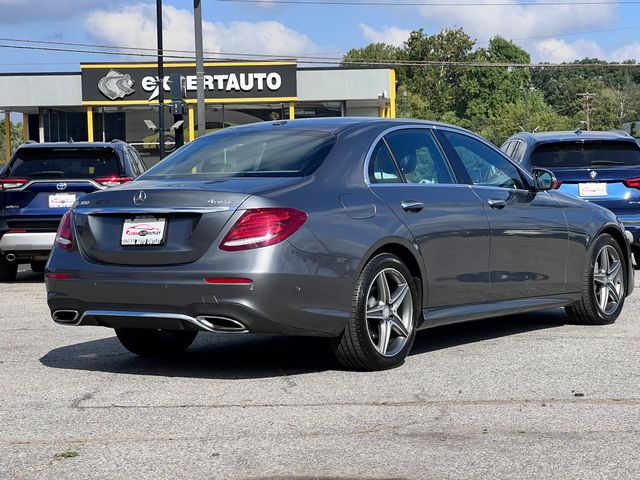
left=0, top=121, right=23, bottom=164
left=343, top=28, right=640, bottom=145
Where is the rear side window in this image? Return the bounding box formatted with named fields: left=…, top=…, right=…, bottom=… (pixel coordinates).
left=369, top=141, right=401, bottom=183
left=512, top=141, right=526, bottom=163
left=531, top=141, right=640, bottom=168
left=5, top=148, right=121, bottom=179
left=143, top=130, right=336, bottom=178
left=384, top=129, right=454, bottom=184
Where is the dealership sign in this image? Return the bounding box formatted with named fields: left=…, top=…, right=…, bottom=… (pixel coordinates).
left=81, top=62, right=297, bottom=104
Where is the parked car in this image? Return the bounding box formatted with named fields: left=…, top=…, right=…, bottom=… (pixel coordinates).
left=0, top=140, right=147, bottom=281
left=46, top=119, right=633, bottom=370
left=501, top=130, right=640, bottom=265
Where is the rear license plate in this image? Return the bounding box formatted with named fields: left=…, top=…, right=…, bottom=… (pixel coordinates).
left=578, top=182, right=607, bottom=197
left=121, top=217, right=166, bottom=246
left=48, top=193, right=76, bottom=208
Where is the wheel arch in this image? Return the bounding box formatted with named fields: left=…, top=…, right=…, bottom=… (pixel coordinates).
left=595, top=223, right=633, bottom=296
left=356, top=239, right=427, bottom=309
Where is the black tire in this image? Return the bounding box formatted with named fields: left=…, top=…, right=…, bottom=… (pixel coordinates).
left=565, top=233, right=626, bottom=325
left=115, top=328, right=197, bottom=357
left=332, top=253, right=420, bottom=371
left=30, top=260, right=47, bottom=274
left=0, top=257, right=18, bottom=282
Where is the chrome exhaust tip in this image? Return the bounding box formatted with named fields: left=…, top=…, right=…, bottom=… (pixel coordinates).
left=5, top=253, right=16, bottom=262
left=196, top=315, right=248, bottom=333
left=52, top=310, right=80, bottom=323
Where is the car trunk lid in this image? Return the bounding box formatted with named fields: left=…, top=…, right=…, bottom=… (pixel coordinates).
left=72, top=178, right=300, bottom=266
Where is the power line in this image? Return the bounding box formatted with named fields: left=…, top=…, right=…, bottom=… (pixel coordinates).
left=1, top=40, right=639, bottom=68
left=476, top=25, right=640, bottom=45
left=214, top=0, right=640, bottom=6
left=0, top=36, right=341, bottom=62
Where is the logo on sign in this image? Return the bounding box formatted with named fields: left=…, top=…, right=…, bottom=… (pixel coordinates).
left=590, top=170, right=598, bottom=179
left=98, top=69, right=135, bottom=100
left=56, top=183, right=67, bottom=191
left=133, top=191, right=147, bottom=205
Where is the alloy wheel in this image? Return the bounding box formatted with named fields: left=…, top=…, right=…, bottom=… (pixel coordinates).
left=365, top=268, right=414, bottom=357
left=593, top=244, right=624, bottom=316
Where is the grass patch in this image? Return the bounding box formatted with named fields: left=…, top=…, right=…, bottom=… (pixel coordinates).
left=50, top=448, right=79, bottom=465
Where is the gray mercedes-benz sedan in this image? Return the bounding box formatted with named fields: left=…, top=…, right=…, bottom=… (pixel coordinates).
left=46, top=118, right=634, bottom=370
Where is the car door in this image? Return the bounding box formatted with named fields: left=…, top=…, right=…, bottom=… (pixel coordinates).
left=437, top=129, right=568, bottom=301
left=367, top=126, right=491, bottom=308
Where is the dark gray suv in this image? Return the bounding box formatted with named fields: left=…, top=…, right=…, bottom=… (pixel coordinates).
left=46, top=119, right=634, bottom=370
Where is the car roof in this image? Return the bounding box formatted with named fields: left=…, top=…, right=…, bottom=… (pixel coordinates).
left=17, top=141, right=128, bottom=150
left=507, top=130, right=637, bottom=146
left=212, top=117, right=472, bottom=135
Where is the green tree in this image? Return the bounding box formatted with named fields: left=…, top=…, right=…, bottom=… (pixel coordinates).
left=461, top=36, right=531, bottom=133
left=0, top=121, right=23, bottom=164
left=479, top=91, right=574, bottom=144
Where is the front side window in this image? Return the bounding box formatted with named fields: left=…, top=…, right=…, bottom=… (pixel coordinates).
left=443, top=131, right=525, bottom=190
left=384, top=129, right=455, bottom=184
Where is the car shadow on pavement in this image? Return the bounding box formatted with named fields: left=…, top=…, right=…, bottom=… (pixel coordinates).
left=11, top=269, right=45, bottom=283
left=39, top=309, right=568, bottom=379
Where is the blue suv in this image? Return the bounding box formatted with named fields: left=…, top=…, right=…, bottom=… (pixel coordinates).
left=502, top=130, right=640, bottom=264
left=0, top=141, right=147, bottom=281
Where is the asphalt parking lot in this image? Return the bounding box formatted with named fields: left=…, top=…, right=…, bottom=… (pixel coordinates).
left=1, top=267, right=639, bottom=480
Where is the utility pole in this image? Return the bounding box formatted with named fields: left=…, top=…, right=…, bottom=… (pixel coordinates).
left=156, top=0, right=166, bottom=160
left=521, top=84, right=534, bottom=132
left=194, top=0, right=205, bottom=138
left=577, top=92, right=594, bottom=131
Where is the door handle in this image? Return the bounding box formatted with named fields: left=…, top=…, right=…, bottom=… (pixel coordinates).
left=401, top=200, right=425, bottom=212
left=487, top=199, right=507, bottom=209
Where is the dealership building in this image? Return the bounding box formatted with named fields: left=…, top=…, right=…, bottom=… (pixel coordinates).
left=0, top=61, right=397, bottom=164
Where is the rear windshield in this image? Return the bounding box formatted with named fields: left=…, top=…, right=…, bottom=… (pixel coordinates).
left=5, top=148, right=121, bottom=179
left=142, top=129, right=336, bottom=179
left=531, top=141, right=640, bottom=168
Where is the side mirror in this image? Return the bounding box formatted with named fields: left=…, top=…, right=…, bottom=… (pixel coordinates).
left=532, top=168, right=560, bottom=191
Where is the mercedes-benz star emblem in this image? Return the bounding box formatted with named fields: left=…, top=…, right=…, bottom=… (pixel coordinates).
left=56, top=183, right=67, bottom=191
left=589, top=170, right=598, bottom=179
left=133, top=191, right=147, bottom=205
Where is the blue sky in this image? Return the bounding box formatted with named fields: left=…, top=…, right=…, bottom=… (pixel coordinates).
left=2, top=0, right=640, bottom=71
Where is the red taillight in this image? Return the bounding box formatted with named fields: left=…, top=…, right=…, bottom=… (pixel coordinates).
left=205, top=277, right=253, bottom=284
left=553, top=180, right=562, bottom=189
left=0, top=178, right=28, bottom=191
left=55, top=211, right=73, bottom=250
left=9, top=229, right=26, bottom=233
left=95, top=176, right=132, bottom=187
left=46, top=273, right=71, bottom=280
left=624, top=177, right=640, bottom=189
left=220, top=208, right=308, bottom=251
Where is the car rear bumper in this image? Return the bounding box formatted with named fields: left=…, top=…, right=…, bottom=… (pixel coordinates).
left=45, top=247, right=357, bottom=337
left=0, top=232, right=56, bottom=252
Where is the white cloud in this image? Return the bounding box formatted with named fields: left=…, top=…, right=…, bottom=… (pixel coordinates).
left=420, top=0, right=616, bottom=42
left=85, top=3, right=320, bottom=58
left=533, top=38, right=604, bottom=63
left=611, top=42, right=640, bottom=62
left=359, top=23, right=411, bottom=47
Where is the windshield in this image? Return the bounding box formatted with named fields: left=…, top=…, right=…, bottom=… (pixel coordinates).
left=531, top=141, right=640, bottom=168
left=5, top=147, right=121, bottom=179
left=142, top=129, right=336, bottom=179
